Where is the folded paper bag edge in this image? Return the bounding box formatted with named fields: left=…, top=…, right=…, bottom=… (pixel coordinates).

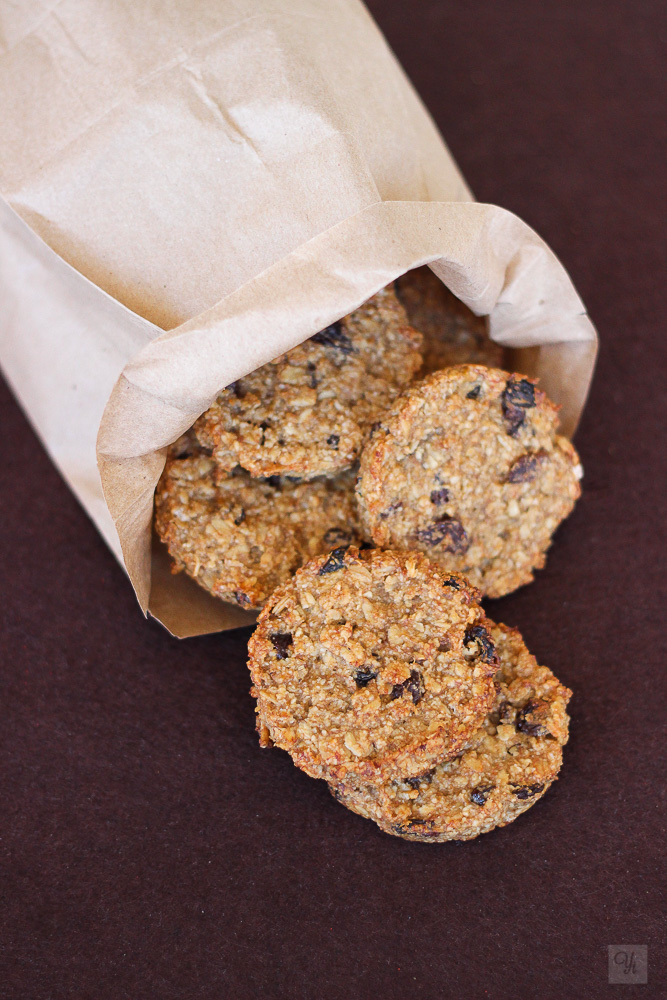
left=102, top=200, right=597, bottom=425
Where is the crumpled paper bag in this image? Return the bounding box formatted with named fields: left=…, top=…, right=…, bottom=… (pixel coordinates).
left=0, top=0, right=597, bottom=636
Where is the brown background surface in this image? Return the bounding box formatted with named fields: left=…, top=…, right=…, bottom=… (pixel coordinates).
left=1, top=2, right=665, bottom=997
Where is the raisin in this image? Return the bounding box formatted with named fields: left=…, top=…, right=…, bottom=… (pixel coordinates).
left=438, top=637, right=452, bottom=652
left=306, top=361, right=318, bottom=388
left=405, top=770, right=434, bottom=790
left=497, top=701, right=515, bottom=725
left=234, top=590, right=252, bottom=607
left=504, top=375, right=536, bottom=408
left=405, top=669, right=424, bottom=704
left=515, top=699, right=550, bottom=737
left=470, top=785, right=495, bottom=806
left=430, top=487, right=451, bottom=505
left=502, top=402, right=526, bottom=436
left=326, top=434, right=340, bottom=449
left=269, top=632, right=293, bottom=659
left=464, top=624, right=498, bottom=665
left=390, top=669, right=424, bottom=705
left=229, top=380, right=247, bottom=399
left=502, top=376, right=536, bottom=436
left=488, top=701, right=520, bottom=728
left=354, top=667, right=378, bottom=687
left=506, top=450, right=548, bottom=483
left=311, top=322, right=354, bottom=354
left=322, top=527, right=354, bottom=548
left=415, top=517, right=469, bottom=553
left=510, top=782, right=545, bottom=799
left=443, top=576, right=461, bottom=590
left=379, top=500, right=403, bottom=520
left=319, top=546, right=350, bottom=574
left=466, top=384, right=482, bottom=400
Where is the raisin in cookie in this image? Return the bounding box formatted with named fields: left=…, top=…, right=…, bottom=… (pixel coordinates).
left=154, top=454, right=360, bottom=610
left=248, top=547, right=499, bottom=783
left=194, top=286, right=423, bottom=480
left=356, top=365, right=582, bottom=598
left=395, top=266, right=504, bottom=374
left=330, top=621, right=572, bottom=842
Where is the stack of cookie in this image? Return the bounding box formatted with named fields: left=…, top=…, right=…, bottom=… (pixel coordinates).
left=155, top=269, right=581, bottom=841
left=248, top=550, right=572, bottom=842
left=155, top=284, right=421, bottom=608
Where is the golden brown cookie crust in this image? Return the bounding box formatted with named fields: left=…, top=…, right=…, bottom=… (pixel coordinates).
left=248, top=547, right=499, bottom=784
left=154, top=454, right=360, bottom=610
left=395, top=266, right=505, bottom=374
left=356, top=364, right=582, bottom=597
left=330, top=621, right=572, bottom=842
left=194, top=286, right=423, bottom=480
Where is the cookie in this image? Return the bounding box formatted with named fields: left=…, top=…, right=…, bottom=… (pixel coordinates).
left=330, top=621, right=572, bottom=842
left=247, top=547, right=499, bottom=783
left=194, top=285, right=423, bottom=480
left=356, top=365, right=582, bottom=597
left=395, top=266, right=504, bottom=374
left=154, top=453, right=360, bottom=610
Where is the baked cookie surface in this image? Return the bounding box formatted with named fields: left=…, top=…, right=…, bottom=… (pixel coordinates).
left=194, top=286, right=423, bottom=480
left=330, top=621, right=572, bottom=841
left=356, top=364, right=582, bottom=597
left=395, top=266, right=504, bottom=374
left=248, top=547, right=499, bottom=783
left=154, top=454, right=360, bottom=610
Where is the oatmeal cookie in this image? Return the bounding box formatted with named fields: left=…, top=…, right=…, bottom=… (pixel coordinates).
left=395, top=266, right=504, bottom=374
left=247, top=547, right=499, bottom=783
left=356, top=365, right=582, bottom=597
left=330, top=621, right=572, bottom=841
left=154, top=454, right=360, bottom=610
left=194, top=285, right=423, bottom=480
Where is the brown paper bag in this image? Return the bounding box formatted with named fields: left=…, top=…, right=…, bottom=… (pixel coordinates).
left=0, top=0, right=597, bottom=637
